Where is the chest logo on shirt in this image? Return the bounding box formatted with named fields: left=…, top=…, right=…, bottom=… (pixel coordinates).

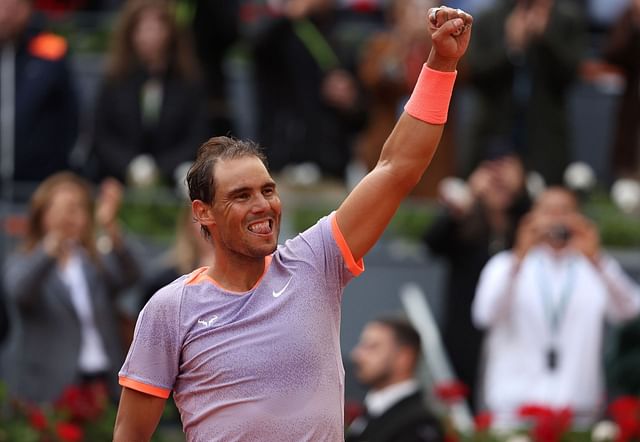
left=272, top=276, right=293, bottom=298
left=197, top=315, right=218, bottom=327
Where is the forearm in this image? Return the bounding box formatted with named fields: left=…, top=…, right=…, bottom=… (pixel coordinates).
left=4, top=248, right=57, bottom=308
left=473, top=255, right=520, bottom=328
left=377, top=50, right=457, bottom=187
left=596, top=254, right=640, bottom=322
left=102, top=242, right=140, bottom=293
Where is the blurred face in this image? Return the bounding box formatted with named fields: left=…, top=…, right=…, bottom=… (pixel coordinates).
left=0, top=0, right=30, bottom=42
left=533, top=188, right=578, bottom=248
left=132, top=8, right=170, bottom=64
left=351, top=323, right=399, bottom=390
left=42, top=184, right=91, bottom=243
left=475, top=155, right=525, bottom=211
left=393, top=0, right=435, bottom=36
left=209, top=156, right=281, bottom=259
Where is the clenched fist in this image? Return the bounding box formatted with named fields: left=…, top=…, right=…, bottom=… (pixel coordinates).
left=426, top=6, right=473, bottom=71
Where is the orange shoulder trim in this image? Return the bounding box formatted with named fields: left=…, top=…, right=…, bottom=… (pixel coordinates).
left=28, top=33, right=68, bottom=61
left=119, top=376, right=171, bottom=399
left=331, top=213, right=364, bottom=277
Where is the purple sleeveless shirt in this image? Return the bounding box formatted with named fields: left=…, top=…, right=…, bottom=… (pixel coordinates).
left=119, top=214, right=364, bottom=441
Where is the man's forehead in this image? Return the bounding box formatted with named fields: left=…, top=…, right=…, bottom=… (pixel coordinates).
left=214, top=156, right=274, bottom=188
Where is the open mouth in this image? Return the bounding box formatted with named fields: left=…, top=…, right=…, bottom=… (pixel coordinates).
left=247, top=219, right=274, bottom=235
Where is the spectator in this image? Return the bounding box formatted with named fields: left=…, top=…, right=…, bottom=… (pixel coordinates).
left=191, top=0, right=240, bottom=137
left=356, top=0, right=456, bottom=197
left=346, top=316, right=443, bottom=442
left=0, top=0, right=78, bottom=200
left=423, top=151, right=530, bottom=409
left=243, top=0, right=364, bottom=182
left=2, top=172, right=139, bottom=403
left=465, top=0, right=586, bottom=184
left=472, top=186, right=640, bottom=428
left=91, top=0, right=208, bottom=187
left=603, top=0, right=640, bottom=179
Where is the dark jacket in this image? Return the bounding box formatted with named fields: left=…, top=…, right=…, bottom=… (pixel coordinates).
left=4, top=20, right=78, bottom=188
left=91, top=68, right=208, bottom=184
left=466, top=0, right=586, bottom=184
left=345, top=390, right=443, bottom=442
left=2, top=244, right=139, bottom=403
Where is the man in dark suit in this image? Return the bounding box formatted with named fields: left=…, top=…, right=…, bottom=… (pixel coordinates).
left=347, top=317, right=443, bottom=442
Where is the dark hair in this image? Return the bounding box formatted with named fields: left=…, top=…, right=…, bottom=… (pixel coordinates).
left=374, top=316, right=421, bottom=356
left=186, top=136, right=268, bottom=237
left=105, top=0, right=199, bottom=81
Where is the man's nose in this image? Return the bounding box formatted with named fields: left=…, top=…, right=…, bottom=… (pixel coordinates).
left=251, top=193, right=270, bottom=212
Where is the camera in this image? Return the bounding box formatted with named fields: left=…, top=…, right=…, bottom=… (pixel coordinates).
left=546, top=224, right=572, bottom=245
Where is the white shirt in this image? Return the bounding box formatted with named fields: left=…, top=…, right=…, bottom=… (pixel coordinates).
left=58, top=251, right=110, bottom=374
left=472, top=246, right=640, bottom=429
left=365, top=379, right=421, bottom=417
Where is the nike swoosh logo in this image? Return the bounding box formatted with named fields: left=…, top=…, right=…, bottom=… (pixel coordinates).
left=272, top=276, right=293, bottom=298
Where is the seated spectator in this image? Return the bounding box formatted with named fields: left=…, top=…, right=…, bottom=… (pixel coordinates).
left=0, top=0, right=78, bottom=200
left=472, top=186, right=640, bottom=428
left=91, top=0, right=208, bottom=187
left=2, top=172, right=139, bottom=403
left=423, top=151, right=530, bottom=410
left=346, top=316, right=443, bottom=442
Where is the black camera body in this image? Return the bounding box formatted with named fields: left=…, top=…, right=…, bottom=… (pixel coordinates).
left=546, top=224, right=572, bottom=245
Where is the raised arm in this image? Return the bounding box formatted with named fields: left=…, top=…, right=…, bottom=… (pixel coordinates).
left=335, top=7, right=473, bottom=261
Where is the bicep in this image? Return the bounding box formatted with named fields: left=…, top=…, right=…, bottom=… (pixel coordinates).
left=336, top=113, right=444, bottom=261
left=113, top=387, right=167, bottom=442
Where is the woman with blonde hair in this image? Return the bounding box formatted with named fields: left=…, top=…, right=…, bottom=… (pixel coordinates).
left=2, top=172, right=140, bottom=403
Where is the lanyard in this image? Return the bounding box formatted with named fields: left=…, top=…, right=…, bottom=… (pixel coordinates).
left=535, top=254, right=577, bottom=336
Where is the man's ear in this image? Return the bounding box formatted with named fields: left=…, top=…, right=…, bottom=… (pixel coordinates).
left=192, top=200, right=215, bottom=228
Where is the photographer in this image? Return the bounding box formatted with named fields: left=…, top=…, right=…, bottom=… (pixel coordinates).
left=472, top=186, right=640, bottom=429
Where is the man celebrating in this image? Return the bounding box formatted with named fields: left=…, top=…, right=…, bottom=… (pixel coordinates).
left=473, top=187, right=640, bottom=428
left=114, top=6, right=472, bottom=441
left=347, top=317, right=443, bottom=442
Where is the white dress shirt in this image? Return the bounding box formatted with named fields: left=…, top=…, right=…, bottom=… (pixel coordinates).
left=365, top=379, right=421, bottom=417
left=58, top=250, right=110, bottom=374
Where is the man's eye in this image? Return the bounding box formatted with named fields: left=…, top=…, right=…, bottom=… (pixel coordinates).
left=236, top=193, right=250, bottom=200
left=263, top=188, right=274, bottom=196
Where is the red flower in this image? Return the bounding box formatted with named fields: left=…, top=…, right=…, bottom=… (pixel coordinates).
left=344, top=399, right=365, bottom=426
left=56, top=422, right=83, bottom=442
left=434, top=381, right=468, bottom=403
left=28, top=407, right=48, bottom=431
left=518, top=404, right=554, bottom=419
left=517, top=404, right=573, bottom=442
left=474, top=411, right=493, bottom=432
left=608, top=396, right=640, bottom=442
left=55, top=382, right=108, bottom=422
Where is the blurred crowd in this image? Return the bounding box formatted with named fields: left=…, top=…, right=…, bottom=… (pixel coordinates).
left=1, top=0, right=640, bottom=437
